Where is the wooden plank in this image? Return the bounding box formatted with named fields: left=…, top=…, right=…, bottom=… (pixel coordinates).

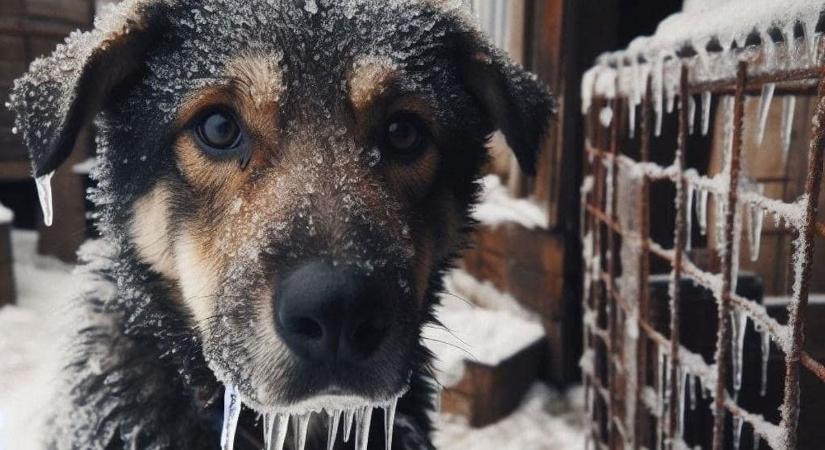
left=529, top=0, right=566, bottom=221
left=0, top=222, right=15, bottom=306
left=0, top=160, right=33, bottom=180
left=440, top=339, right=543, bottom=428
left=463, top=223, right=565, bottom=318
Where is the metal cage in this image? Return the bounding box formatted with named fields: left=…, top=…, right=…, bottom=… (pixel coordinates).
left=581, top=35, right=825, bottom=450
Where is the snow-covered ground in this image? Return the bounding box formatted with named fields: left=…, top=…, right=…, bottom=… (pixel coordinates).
left=0, top=230, right=585, bottom=450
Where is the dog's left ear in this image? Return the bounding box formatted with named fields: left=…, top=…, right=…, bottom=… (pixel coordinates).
left=8, top=0, right=170, bottom=178
left=455, top=32, right=555, bottom=175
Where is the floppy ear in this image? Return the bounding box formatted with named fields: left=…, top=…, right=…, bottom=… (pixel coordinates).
left=7, top=0, right=169, bottom=178
left=456, top=32, right=555, bottom=175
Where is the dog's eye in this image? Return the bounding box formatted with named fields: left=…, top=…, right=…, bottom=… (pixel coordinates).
left=195, top=111, right=241, bottom=150
left=382, top=113, right=429, bottom=159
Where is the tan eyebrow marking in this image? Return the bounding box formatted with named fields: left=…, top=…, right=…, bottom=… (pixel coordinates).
left=225, top=52, right=285, bottom=109
left=348, top=56, right=399, bottom=113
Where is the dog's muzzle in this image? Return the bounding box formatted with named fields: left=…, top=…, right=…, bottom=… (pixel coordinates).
left=275, top=260, right=395, bottom=366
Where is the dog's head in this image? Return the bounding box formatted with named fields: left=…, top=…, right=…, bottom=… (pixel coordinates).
left=9, top=0, right=553, bottom=413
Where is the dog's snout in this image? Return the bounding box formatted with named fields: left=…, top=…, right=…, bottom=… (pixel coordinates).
left=275, top=261, right=392, bottom=364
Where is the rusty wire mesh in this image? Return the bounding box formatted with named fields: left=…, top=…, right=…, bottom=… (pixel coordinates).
left=580, top=44, right=825, bottom=450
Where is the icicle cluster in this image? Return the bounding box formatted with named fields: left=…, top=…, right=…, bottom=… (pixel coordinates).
left=222, top=386, right=402, bottom=450
left=582, top=0, right=822, bottom=143
left=579, top=2, right=825, bottom=447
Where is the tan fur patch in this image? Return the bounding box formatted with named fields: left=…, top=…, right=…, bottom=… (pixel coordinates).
left=225, top=53, right=284, bottom=108
left=225, top=53, right=285, bottom=140
left=175, top=134, right=248, bottom=199
left=130, top=183, right=176, bottom=279
left=348, top=56, right=398, bottom=114
left=174, top=229, right=221, bottom=325
left=174, top=52, right=286, bottom=197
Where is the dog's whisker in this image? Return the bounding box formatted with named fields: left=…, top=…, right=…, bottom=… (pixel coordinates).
left=440, top=291, right=476, bottom=308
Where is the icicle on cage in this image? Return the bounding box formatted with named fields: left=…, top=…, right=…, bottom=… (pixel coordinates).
left=580, top=5, right=825, bottom=450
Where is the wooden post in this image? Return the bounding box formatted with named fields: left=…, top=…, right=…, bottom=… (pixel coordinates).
left=0, top=203, right=15, bottom=306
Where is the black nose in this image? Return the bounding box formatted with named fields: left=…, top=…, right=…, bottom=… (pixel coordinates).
left=275, top=261, right=392, bottom=364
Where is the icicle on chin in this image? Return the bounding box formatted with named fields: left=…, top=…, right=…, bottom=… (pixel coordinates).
left=221, top=385, right=242, bottom=450
left=34, top=171, right=55, bottom=227
left=223, top=386, right=405, bottom=450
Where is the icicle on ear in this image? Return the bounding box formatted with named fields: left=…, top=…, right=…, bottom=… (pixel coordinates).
left=7, top=0, right=169, bottom=225
left=456, top=32, right=555, bottom=175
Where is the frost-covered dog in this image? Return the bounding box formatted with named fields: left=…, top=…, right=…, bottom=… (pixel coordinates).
left=8, top=0, right=553, bottom=449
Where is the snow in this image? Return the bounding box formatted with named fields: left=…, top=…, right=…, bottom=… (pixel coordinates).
left=433, top=383, right=585, bottom=450
left=71, top=157, right=96, bottom=175
left=0, top=204, right=13, bottom=225
left=426, top=270, right=545, bottom=388
left=472, top=175, right=549, bottom=230
left=0, top=231, right=84, bottom=450
left=0, top=232, right=582, bottom=449
left=442, top=269, right=542, bottom=323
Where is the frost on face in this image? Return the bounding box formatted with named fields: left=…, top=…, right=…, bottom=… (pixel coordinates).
left=133, top=0, right=484, bottom=411
left=8, top=0, right=514, bottom=447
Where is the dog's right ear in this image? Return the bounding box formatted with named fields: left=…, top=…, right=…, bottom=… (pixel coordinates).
left=8, top=0, right=170, bottom=178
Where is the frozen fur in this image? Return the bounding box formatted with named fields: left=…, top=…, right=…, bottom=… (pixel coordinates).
left=8, top=1, right=553, bottom=449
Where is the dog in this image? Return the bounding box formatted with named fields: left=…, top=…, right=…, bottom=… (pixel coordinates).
left=8, top=0, right=553, bottom=448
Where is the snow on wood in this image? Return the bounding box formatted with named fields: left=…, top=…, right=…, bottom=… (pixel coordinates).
left=472, top=175, right=548, bottom=230
left=434, top=383, right=585, bottom=450
left=0, top=204, right=13, bottom=225
left=442, top=269, right=542, bottom=323
left=425, top=270, right=545, bottom=388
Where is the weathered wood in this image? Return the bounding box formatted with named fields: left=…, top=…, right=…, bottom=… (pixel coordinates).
left=0, top=222, right=15, bottom=305
left=441, top=340, right=543, bottom=428
left=461, top=222, right=583, bottom=384
left=462, top=223, right=565, bottom=318
left=528, top=0, right=567, bottom=222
